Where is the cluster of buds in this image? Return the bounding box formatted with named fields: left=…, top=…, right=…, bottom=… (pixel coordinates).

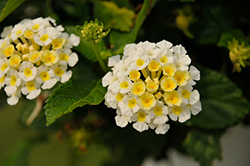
left=0, top=17, right=80, bottom=105
left=228, top=38, right=250, bottom=72
left=76, top=19, right=110, bottom=43
left=102, top=40, right=202, bottom=134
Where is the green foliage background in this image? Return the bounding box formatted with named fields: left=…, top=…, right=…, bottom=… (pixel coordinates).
left=1, top=0, right=250, bottom=166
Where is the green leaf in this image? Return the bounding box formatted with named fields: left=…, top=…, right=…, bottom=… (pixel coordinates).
left=45, top=79, right=106, bottom=126
left=187, top=66, right=250, bottom=129
left=109, top=0, right=153, bottom=54
left=0, top=0, right=25, bottom=23
left=65, top=26, right=106, bottom=62
left=94, top=1, right=135, bottom=32
left=183, top=129, right=223, bottom=166
left=217, top=29, right=247, bottom=48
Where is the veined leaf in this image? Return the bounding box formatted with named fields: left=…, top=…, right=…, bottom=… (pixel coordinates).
left=45, top=79, right=106, bottom=126
left=109, top=0, right=156, bottom=54
left=183, top=129, right=223, bottom=166
left=0, top=0, right=25, bottom=23
left=94, top=1, right=135, bottom=32
left=187, top=66, right=250, bottom=129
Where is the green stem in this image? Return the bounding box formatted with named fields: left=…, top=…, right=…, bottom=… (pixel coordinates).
left=92, top=42, right=108, bottom=72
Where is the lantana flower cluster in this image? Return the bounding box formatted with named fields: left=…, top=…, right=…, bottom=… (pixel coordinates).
left=0, top=17, right=80, bottom=105
left=102, top=40, right=201, bottom=134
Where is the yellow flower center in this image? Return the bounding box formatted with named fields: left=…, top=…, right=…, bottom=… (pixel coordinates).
left=160, top=77, right=177, bottom=92
left=146, top=80, right=158, bottom=93
left=136, top=59, right=145, bottom=67
left=160, top=56, right=168, bottom=64
left=8, top=55, right=21, bottom=68
left=137, top=112, right=146, bottom=122
left=59, top=54, right=69, bottom=61
left=130, top=81, right=145, bottom=96
left=1, top=63, right=8, bottom=71
left=54, top=67, right=65, bottom=77
left=128, top=98, right=137, bottom=108
left=40, top=34, right=49, bottom=42
left=32, top=24, right=40, bottom=31
left=173, top=70, right=190, bottom=86
left=162, top=63, right=176, bottom=77
left=27, top=81, right=36, bottom=91
left=16, top=30, right=23, bottom=36
left=40, top=71, right=50, bottom=81
left=24, top=68, right=32, bottom=77
left=181, top=89, right=191, bottom=99
left=138, top=92, right=156, bottom=110
left=2, top=44, right=14, bottom=57
left=52, top=38, right=66, bottom=49
left=0, top=75, right=5, bottom=83
left=172, top=106, right=183, bottom=115
left=154, top=106, right=163, bottom=116
left=29, top=51, right=41, bottom=63
left=10, top=75, right=17, bottom=86
left=24, top=29, right=34, bottom=38
left=163, top=90, right=182, bottom=106
left=115, top=93, right=124, bottom=101
left=120, top=81, right=129, bottom=89
left=148, top=60, right=160, bottom=72
left=129, top=70, right=140, bottom=81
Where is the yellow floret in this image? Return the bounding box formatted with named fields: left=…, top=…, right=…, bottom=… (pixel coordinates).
left=162, top=63, right=176, bottom=77
left=130, top=81, right=145, bottom=96
left=160, top=77, right=177, bottom=92
left=163, top=90, right=183, bottom=106
left=137, top=112, right=146, bottom=122
left=8, top=54, right=21, bottom=68
left=138, top=92, right=156, bottom=110
left=173, top=70, right=190, bottom=86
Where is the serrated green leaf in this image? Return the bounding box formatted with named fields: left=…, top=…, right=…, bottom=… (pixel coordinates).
left=0, top=0, right=25, bottom=23
left=65, top=26, right=106, bottom=62
left=183, top=129, right=223, bottom=166
left=187, top=66, right=250, bottom=129
left=217, top=29, right=247, bottom=48
left=94, top=1, right=135, bottom=32
left=109, top=0, right=153, bottom=54
left=45, top=79, right=106, bottom=126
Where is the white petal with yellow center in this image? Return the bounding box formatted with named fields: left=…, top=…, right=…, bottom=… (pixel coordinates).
left=0, top=58, right=10, bottom=77
left=163, top=90, right=183, bottom=106
left=1, top=44, right=14, bottom=57
left=130, top=81, right=145, bottom=96
left=169, top=105, right=191, bottom=122
left=8, top=54, right=21, bottom=68
left=160, top=77, right=177, bottom=92
left=162, top=63, right=176, bottom=77
left=28, top=51, right=41, bottom=63
left=41, top=50, right=59, bottom=66
left=173, top=70, right=190, bottom=86
left=18, top=61, right=37, bottom=81
left=138, top=92, right=156, bottom=110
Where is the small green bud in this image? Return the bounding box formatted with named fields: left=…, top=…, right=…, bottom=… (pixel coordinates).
left=76, top=19, right=110, bottom=43
left=228, top=38, right=250, bottom=72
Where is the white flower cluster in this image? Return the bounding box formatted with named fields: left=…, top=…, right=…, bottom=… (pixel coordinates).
left=102, top=40, right=202, bottom=134
left=0, top=17, right=80, bottom=105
